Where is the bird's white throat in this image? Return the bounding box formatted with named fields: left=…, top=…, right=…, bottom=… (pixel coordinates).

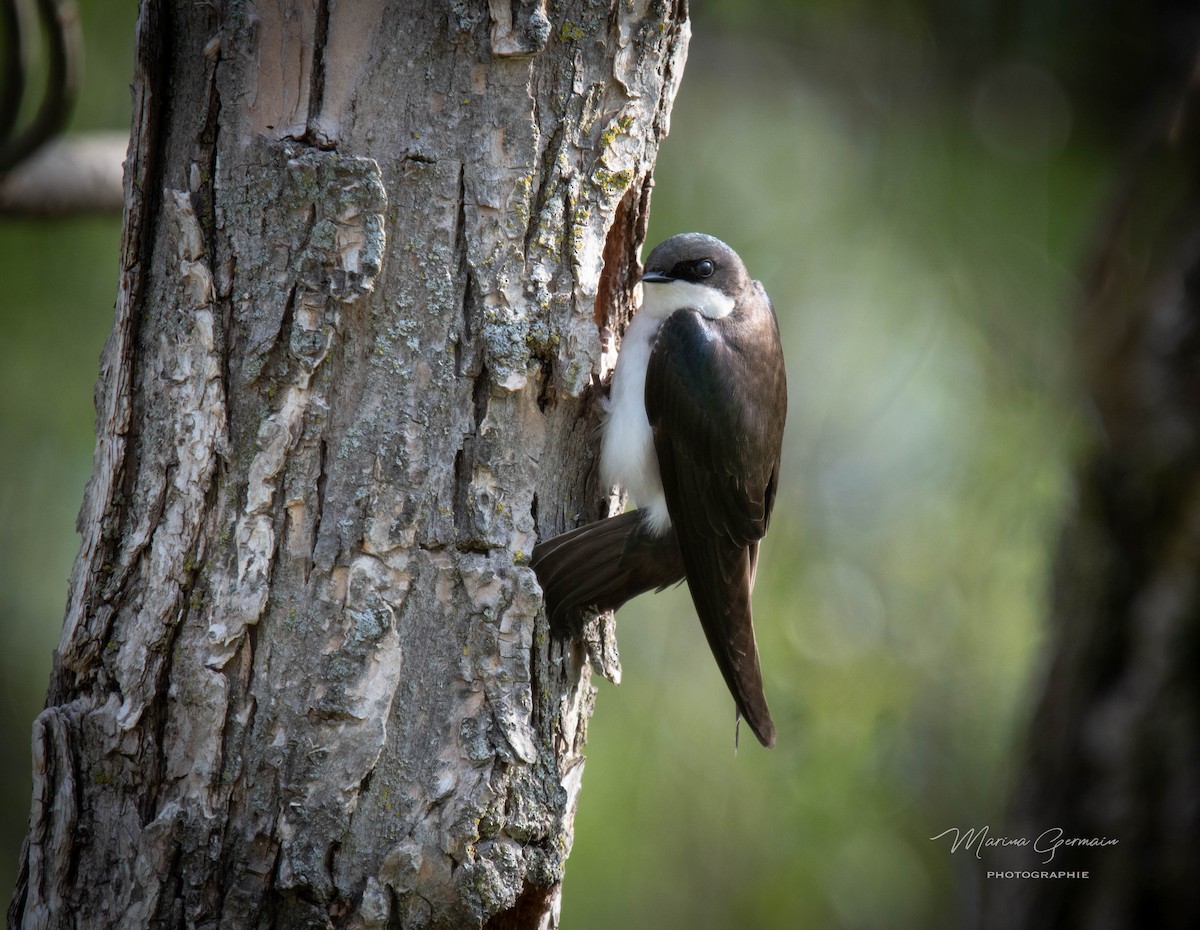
left=641, top=278, right=735, bottom=321
left=600, top=279, right=735, bottom=535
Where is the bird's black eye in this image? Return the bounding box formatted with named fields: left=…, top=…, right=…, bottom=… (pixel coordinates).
left=697, top=259, right=715, bottom=278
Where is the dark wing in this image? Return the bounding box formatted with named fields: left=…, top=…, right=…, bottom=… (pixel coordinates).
left=645, top=295, right=786, bottom=747
left=531, top=509, right=686, bottom=635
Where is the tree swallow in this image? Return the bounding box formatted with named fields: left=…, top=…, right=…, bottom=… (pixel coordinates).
left=533, top=233, right=787, bottom=748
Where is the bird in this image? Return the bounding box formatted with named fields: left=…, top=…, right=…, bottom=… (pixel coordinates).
left=532, top=232, right=787, bottom=748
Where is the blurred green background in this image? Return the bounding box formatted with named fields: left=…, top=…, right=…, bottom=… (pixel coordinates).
left=0, top=0, right=137, bottom=915
left=0, top=1, right=1148, bottom=926
left=565, top=29, right=1092, bottom=930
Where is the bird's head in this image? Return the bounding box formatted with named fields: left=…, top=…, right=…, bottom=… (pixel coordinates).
left=640, top=233, right=750, bottom=320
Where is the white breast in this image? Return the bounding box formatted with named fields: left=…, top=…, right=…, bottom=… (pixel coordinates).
left=600, top=309, right=671, bottom=534
left=599, top=279, right=733, bottom=536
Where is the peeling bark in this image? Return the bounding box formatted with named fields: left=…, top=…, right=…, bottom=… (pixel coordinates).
left=8, top=2, right=689, bottom=928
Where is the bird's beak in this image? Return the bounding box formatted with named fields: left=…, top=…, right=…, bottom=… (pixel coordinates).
left=641, top=271, right=673, bottom=284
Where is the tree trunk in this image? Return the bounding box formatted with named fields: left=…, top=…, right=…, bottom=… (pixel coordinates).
left=982, top=70, right=1200, bottom=930
left=8, top=2, right=689, bottom=928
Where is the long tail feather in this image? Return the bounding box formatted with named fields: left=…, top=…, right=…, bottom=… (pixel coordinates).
left=533, top=509, right=775, bottom=749
left=678, top=537, right=776, bottom=748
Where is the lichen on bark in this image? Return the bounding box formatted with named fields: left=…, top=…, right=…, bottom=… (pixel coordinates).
left=10, top=2, right=689, bottom=929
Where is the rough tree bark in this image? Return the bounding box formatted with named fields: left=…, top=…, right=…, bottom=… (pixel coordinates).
left=982, top=63, right=1200, bottom=930
left=8, top=1, right=689, bottom=928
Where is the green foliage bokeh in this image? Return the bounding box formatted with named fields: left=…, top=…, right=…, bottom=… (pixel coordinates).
left=562, top=19, right=1108, bottom=930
